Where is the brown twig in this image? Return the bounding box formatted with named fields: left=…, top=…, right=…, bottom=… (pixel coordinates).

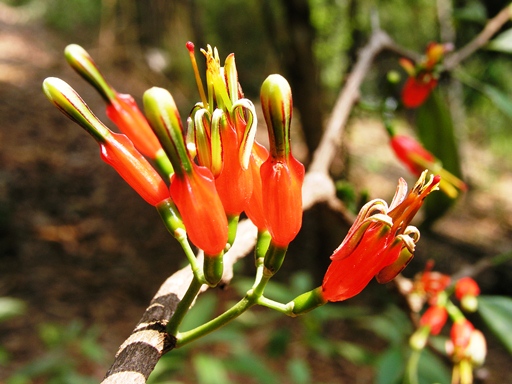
left=444, top=4, right=512, bottom=70
left=308, top=29, right=394, bottom=175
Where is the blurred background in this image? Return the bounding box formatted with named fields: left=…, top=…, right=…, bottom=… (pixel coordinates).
left=1, top=0, right=512, bottom=382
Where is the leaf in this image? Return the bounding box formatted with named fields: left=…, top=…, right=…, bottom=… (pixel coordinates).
left=416, top=348, right=451, bottom=384
left=374, top=346, right=404, bottom=384
left=179, top=291, right=218, bottom=331
left=480, top=84, right=512, bottom=120
left=416, top=89, right=462, bottom=226
left=333, top=340, right=375, bottom=365
left=225, top=353, right=279, bottom=384
left=478, top=295, right=512, bottom=354
left=487, top=28, right=512, bottom=53
left=287, top=358, right=311, bottom=384
left=193, top=354, right=232, bottom=384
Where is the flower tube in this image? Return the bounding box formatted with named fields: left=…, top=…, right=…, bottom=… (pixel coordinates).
left=260, top=74, right=305, bottom=248
left=143, top=87, right=228, bottom=267
left=43, top=77, right=170, bottom=206
left=388, top=131, right=466, bottom=198
left=321, top=172, right=440, bottom=302
left=64, top=44, right=173, bottom=175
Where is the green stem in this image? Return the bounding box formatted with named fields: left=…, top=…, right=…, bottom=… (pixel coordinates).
left=166, top=276, right=204, bottom=336
left=257, top=296, right=293, bottom=314
left=175, top=237, right=283, bottom=347
left=403, top=349, right=421, bottom=384
left=177, top=236, right=204, bottom=283
left=176, top=294, right=255, bottom=347
left=254, top=230, right=271, bottom=263
left=445, top=299, right=465, bottom=323
left=263, top=241, right=288, bottom=277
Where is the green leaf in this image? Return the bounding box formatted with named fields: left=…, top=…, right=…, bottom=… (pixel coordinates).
left=333, top=340, right=375, bottom=365
left=487, top=28, right=512, bottom=53
left=287, top=358, right=311, bottom=384
left=478, top=295, right=512, bottom=354
left=227, top=354, right=279, bottom=384
left=193, top=354, right=232, bottom=384
left=375, top=346, right=404, bottom=384
left=179, top=292, right=218, bottom=331
left=416, top=89, right=462, bottom=226
left=416, top=348, right=451, bottom=384
left=479, top=84, right=512, bottom=120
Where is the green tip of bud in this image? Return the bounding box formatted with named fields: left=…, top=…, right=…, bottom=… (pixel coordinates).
left=409, top=326, right=430, bottom=350
left=260, top=74, right=293, bottom=158
left=461, top=295, right=479, bottom=313
left=42, top=77, right=110, bottom=142
left=64, top=44, right=116, bottom=102
left=143, top=87, right=190, bottom=176
left=387, top=70, right=401, bottom=84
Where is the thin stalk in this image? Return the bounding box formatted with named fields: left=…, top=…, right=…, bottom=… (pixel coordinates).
left=176, top=295, right=255, bottom=347
left=166, top=276, right=204, bottom=336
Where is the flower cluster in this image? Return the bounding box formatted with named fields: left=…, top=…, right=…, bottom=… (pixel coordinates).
left=321, top=171, right=440, bottom=302
left=400, top=42, right=452, bottom=108
left=408, top=270, right=486, bottom=384
left=43, top=43, right=304, bottom=286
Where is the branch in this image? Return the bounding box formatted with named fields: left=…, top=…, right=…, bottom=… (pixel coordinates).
left=444, top=4, right=512, bottom=70
left=308, top=29, right=394, bottom=175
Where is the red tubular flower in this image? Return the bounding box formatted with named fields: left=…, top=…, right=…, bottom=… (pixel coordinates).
left=420, top=305, right=448, bottom=335
left=43, top=77, right=170, bottom=207
left=170, top=163, right=229, bottom=255
left=455, top=277, right=480, bottom=300
left=100, top=132, right=170, bottom=206
left=260, top=74, right=305, bottom=247
left=414, top=262, right=451, bottom=305
left=451, top=319, right=475, bottom=351
left=401, top=75, right=437, bottom=108
left=390, top=134, right=436, bottom=175
left=322, top=171, right=440, bottom=302
left=389, top=133, right=467, bottom=198
left=212, top=117, right=253, bottom=216
left=244, top=141, right=270, bottom=231
left=106, top=92, right=163, bottom=159
left=399, top=42, right=451, bottom=108
left=143, top=87, right=228, bottom=256
left=64, top=44, right=172, bottom=174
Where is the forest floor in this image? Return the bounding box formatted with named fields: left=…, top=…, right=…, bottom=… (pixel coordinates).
left=1, top=7, right=512, bottom=384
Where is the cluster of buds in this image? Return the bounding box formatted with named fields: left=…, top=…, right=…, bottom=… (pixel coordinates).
left=408, top=268, right=486, bottom=384
left=400, top=42, right=453, bottom=108
left=386, top=125, right=467, bottom=198
left=44, top=43, right=444, bottom=323
left=43, top=43, right=304, bottom=286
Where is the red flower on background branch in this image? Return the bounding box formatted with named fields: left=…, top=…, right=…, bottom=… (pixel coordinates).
left=400, top=42, right=452, bottom=108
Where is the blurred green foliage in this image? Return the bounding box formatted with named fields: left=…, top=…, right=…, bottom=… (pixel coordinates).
left=6, top=321, right=106, bottom=384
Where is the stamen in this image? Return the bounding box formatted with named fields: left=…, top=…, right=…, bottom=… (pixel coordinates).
left=186, top=41, right=208, bottom=109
